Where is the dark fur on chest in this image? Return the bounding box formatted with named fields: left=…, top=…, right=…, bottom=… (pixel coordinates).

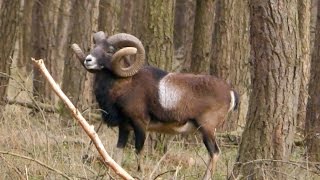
left=94, top=71, right=128, bottom=127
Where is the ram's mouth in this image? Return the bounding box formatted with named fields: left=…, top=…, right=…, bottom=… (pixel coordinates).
left=84, top=63, right=103, bottom=70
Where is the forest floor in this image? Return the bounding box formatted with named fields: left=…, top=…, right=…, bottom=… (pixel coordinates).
left=0, top=105, right=319, bottom=180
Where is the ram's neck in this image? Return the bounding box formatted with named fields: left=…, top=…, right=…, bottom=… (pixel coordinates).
left=94, top=70, right=124, bottom=127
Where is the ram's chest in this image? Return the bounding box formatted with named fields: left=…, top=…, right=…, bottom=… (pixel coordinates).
left=109, top=79, right=132, bottom=100
left=95, top=78, right=132, bottom=102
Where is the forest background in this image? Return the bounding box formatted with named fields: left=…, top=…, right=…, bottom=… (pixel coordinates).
left=0, top=0, right=320, bottom=179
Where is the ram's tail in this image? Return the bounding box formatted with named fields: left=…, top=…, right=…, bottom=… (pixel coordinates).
left=229, top=90, right=239, bottom=112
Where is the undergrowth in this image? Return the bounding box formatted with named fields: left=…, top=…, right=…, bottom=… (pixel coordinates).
left=0, top=105, right=319, bottom=180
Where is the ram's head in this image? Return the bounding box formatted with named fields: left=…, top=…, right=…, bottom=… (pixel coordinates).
left=72, top=31, right=145, bottom=77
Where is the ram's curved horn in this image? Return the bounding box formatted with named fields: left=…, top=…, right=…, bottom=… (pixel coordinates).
left=107, top=33, right=145, bottom=77
left=112, top=47, right=138, bottom=71
left=71, top=43, right=95, bottom=73
left=93, top=31, right=106, bottom=44
left=71, top=44, right=86, bottom=60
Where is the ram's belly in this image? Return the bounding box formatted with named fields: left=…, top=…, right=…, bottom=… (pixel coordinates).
left=147, top=121, right=197, bottom=134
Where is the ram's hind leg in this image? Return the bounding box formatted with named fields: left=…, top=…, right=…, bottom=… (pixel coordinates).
left=197, top=110, right=226, bottom=180
left=201, top=128, right=220, bottom=180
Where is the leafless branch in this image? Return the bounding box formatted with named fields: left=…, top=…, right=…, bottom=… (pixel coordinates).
left=31, top=58, right=134, bottom=180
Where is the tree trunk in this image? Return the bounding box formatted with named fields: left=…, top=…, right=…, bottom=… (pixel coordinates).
left=31, top=0, right=62, bottom=103
left=297, top=1, right=311, bottom=133
left=190, top=0, right=215, bottom=74
left=18, top=0, right=35, bottom=73
left=305, top=0, right=320, bottom=163
left=211, top=0, right=250, bottom=131
left=139, top=0, right=175, bottom=71
left=173, top=0, right=196, bottom=72
left=98, top=0, right=120, bottom=35
left=119, top=0, right=134, bottom=33
left=61, top=0, right=99, bottom=109
left=233, top=0, right=302, bottom=179
left=0, top=0, right=21, bottom=104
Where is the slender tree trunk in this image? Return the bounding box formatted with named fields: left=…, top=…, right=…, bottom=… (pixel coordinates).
left=120, top=0, right=134, bottom=33
left=18, top=0, right=35, bottom=73
left=31, top=0, right=61, bottom=103
left=297, top=1, right=311, bottom=133
left=305, top=0, right=320, bottom=163
left=98, top=0, right=120, bottom=35
left=139, top=0, right=175, bottom=71
left=173, top=0, right=196, bottom=72
left=211, top=0, right=250, bottom=131
left=61, top=0, right=99, bottom=109
left=0, top=0, right=21, bottom=104
left=233, top=0, right=302, bottom=179
left=190, top=0, right=215, bottom=74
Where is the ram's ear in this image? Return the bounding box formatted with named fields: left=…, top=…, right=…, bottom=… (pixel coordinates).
left=107, top=45, right=115, bottom=53
left=93, top=31, right=107, bottom=44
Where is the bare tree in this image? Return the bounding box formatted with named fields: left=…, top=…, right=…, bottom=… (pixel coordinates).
left=211, top=0, right=250, bottom=131
left=296, top=1, right=311, bottom=132
left=305, top=0, right=320, bottom=163
left=0, top=0, right=21, bottom=104
left=232, top=0, right=302, bottom=179
left=139, top=0, right=175, bottom=71
left=31, top=0, right=62, bottom=103
left=98, top=0, right=120, bottom=35
left=61, top=0, right=99, bottom=109
left=190, top=0, right=215, bottom=74
left=173, top=0, right=196, bottom=72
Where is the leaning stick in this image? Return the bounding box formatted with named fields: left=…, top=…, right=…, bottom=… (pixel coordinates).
left=31, top=58, right=134, bottom=180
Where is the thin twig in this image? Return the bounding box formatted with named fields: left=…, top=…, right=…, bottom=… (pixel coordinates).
left=0, top=151, right=72, bottom=180
left=149, top=151, right=169, bottom=179
left=153, top=169, right=177, bottom=180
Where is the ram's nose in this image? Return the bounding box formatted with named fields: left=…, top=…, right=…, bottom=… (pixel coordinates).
left=85, top=57, right=92, bottom=63
left=84, top=54, right=95, bottom=65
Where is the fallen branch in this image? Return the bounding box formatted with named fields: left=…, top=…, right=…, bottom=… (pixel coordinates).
left=0, top=151, right=71, bottom=179
left=31, top=58, right=134, bottom=180
left=234, top=158, right=320, bottom=176
left=5, top=97, right=102, bottom=121
left=5, top=98, right=55, bottom=113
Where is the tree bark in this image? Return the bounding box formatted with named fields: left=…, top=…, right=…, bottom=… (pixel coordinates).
left=0, top=0, right=21, bottom=104
left=305, top=0, right=320, bottom=163
left=119, top=0, right=134, bottom=33
left=61, top=0, right=99, bottom=109
left=31, top=0, right=62, bottom=103
left=233, top=0, right=302, bottom=179
left=173, top=0, right=196, bottom=72
left=98, top=0, right=120, bottom=35
left=139, top=0, right=175, bottom=71
left=18, top=0, right=35, bottom=73
left=211, top=0, right=250, bottom=131
left=296, top=1, right=311, bottom=133
left=190, top=0, right=215, bottom=74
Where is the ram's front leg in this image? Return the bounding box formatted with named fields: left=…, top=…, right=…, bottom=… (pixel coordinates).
left=131, top=120, right=146, bottom=172
left=114, top=124, right=130, bottom=166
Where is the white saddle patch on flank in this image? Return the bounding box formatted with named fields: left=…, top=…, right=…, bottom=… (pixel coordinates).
left=159, top=74, right=183, bottom=109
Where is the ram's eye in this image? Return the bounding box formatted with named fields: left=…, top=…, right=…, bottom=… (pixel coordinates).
left=107, top=46, right=115, bottom=53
